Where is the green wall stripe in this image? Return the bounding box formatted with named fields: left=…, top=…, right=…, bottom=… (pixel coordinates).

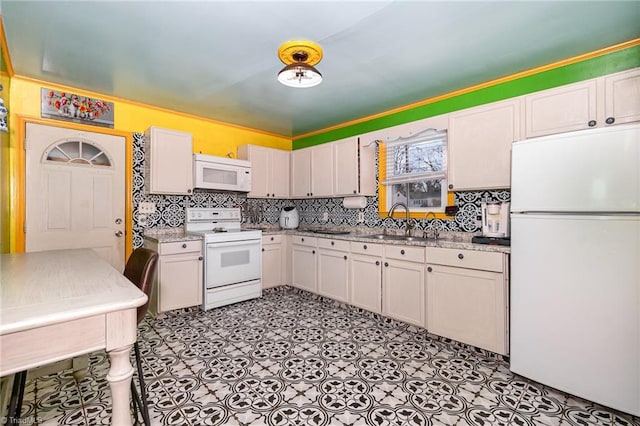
left=294, top=45, right=640, bottom=149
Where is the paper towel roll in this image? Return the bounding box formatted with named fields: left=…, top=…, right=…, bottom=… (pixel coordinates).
left=343, top=196, right=367, bottom=209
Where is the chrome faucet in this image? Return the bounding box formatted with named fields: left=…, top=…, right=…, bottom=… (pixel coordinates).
left=388, top=202, right=413, bottom=236
left=424, top=212, right=439, bottom=240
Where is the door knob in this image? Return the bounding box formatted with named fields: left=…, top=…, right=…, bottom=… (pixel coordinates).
left=115, top=230, right=123, bottom=237
left=115, top=218, right=123, bottom=225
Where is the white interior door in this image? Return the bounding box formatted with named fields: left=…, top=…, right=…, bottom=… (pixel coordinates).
left=25, top=123, right=126, bottom=271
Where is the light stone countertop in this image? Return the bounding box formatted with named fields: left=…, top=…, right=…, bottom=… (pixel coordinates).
left=144, top=226, right=510, bottom=254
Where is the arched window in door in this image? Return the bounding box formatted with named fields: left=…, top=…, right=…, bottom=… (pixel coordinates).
left=44, top=139, right=112, bottom=167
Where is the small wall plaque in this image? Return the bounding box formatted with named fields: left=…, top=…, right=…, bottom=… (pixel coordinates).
left=41, top=88, right=114, bottom=128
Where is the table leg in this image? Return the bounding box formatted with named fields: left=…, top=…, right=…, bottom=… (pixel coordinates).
left=106, top=344, right=134, bottom=425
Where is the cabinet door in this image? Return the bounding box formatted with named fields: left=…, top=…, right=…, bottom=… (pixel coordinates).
left=349, top=253, right=382, bottom=313
left=145, top=127, right=193, bottom=195
left=291, top=244, right=316, bottom=292
left=317, top=248, right=349, bottom=302
left=382, top=259, right=425, bottom=327
left=524, top=80, right=598, bottom=138
left=262, top=242, right=282, bottom=289
left=291, top=148, right=312, bottom=197
left=427, top=264, right=507, bottom=355
left=246, top=146, right=270, bottom=197
left=158, top=252, right=203, bottom=312
left=333, top=137, right=359, bottom=196
left=604, top=68, right=640, bottom=126
left=449, top=99, right=520, bottom=190
left=271, top=149, right=291, bottom=198
left=311, top=143, right=334, bottom=197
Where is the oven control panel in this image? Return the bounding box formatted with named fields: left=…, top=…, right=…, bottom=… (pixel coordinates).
left=186, top=208, right=241, bottom=222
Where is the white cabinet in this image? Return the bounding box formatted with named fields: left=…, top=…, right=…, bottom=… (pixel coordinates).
left=317, top=238, right=350, bottom=302
left=143, top=239, right=203, bottom=314
left=524, top=80, right=598, bottom=138
left=238, top=145, right=290, bottom=198
left=144, top=126, right=193, bottom=195
left=262, top=234, right=285, bottom=289
left=382, top=245, right=426, bottom=327
left=524, top=67, right=640, bottom=138
left=291, top=235, right=317, bottom=292
left=448, top=99, right=520, bottom=190
left=333, top=137, right=377, bottom=197
left=349, top=242, right=383, bottom=313
left=291, top=148, right=312, bottom=198
left=311, top=143, right=334, bottom=197
left=603, top=67, right=640, bottom=126
left=425, top=247, right=508, bottom=355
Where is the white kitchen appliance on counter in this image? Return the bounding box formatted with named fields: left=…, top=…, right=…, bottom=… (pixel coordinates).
left=481, top=201, right=510, bottom=237
left=510, top=123, right=640, bottom=416
left=279, top=206, right=299, bottom=229
left=185, top=207, right=262, bottom=310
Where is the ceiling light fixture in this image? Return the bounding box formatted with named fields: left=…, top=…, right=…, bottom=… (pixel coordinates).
left=277, top=40, right=323, bottom=88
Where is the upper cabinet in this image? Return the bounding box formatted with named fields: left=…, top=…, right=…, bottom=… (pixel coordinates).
left=603, top=67, right=640, bottom=126
left=291, top=148, right=312, bottom=198
left=525, top=80, right=598, bottom=138
left=448, top=99, right=520, bottom=191
left=524, top=67, right=640, bottom=138
left=144, top=126, right=193, bottom=195
left=238, top=145, right=290, bottom=198
left=291, top=137, right=376, bottom=198
left=334, top=137, right=376, bottom=197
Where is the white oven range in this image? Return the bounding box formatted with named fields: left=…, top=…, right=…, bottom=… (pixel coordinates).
left=185, top=207, right=262, bottom=310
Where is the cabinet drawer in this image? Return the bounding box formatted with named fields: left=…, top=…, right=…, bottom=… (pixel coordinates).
left=385, top=245, right=425, bottom=263
left=317, top=238, right=350, bottom=252
left=291, top=235, right=317, bottom=247
left=426, top=247, right=503, bottom=272
left=158, top=240, right=202, bottom=255
left=350, top=241, right=384, bottom=256
left=262, top=234, right=282, bottom=245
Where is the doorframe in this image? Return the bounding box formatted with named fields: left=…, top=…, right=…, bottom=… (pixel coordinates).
left=12, top=115, right=134, bottom=260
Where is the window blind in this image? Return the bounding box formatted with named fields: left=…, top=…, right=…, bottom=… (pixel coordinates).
left=381, top=128, right=447, bottom=185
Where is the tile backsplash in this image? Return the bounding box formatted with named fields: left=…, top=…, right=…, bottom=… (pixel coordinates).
left=132, top=133, right=510, bottom=248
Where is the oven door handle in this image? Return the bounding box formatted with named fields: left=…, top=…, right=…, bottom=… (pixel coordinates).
left=206, top=239, right=260, bottom=249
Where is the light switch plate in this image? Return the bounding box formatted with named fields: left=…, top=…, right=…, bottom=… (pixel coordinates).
left=358, top=212, right=365, bottom=222
left=139, top=202, right=156, bottom=213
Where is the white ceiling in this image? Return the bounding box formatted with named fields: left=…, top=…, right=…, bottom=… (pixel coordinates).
left=2, top=1, right=639, bottom=137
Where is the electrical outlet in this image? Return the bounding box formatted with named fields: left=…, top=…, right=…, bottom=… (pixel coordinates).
left=139, top=202, right=156, bottom=213
left=358, top=212, right=365, bottom=222
left=322, top=211, right=329, bottom=221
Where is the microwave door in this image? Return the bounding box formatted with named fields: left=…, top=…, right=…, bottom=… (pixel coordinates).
left=195, top=161, right=251, bottom=191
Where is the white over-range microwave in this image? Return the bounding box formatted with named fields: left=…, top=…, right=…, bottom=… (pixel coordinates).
left=193, top=154, right=252, bottom=192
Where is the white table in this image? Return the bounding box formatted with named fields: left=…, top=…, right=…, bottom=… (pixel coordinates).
left=0, top=249, right=147, bottom=424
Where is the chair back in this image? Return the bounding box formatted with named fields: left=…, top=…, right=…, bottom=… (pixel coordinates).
left=123, top=247, right=159, bottom=325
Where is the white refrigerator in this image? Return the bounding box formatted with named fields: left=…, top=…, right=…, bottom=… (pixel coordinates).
left=510, top=123, right=640, bottom=416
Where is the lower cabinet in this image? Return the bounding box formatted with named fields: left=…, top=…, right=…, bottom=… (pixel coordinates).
left=317, top=238, right=350, bottom=302
left=349, top=242, right=383, bottom=313
left=382, top=245, right=426, bottom=328
left=262, top=234, right=284, bottom=289
left=426, top=247, right=509, bottom=355
left=143, top=239, right=203, bottom=314
left=291, top=236, right=317, bottom=292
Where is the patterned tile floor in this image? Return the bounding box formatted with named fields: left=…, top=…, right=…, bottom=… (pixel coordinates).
left=13, top=286, right=639, bottom=425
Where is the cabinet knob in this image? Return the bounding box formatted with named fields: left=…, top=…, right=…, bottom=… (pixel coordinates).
left=427, top=266, right=433, bottom=272
left=458, top=253, right=464, bottom=259
left=384, top=262, right=389, bottom=267
left=198, top=256, right=203, bottom=261
left=187, top=189, right=192, bottom=194
left=301, top=238, right=304, bottom=242
left=182, top=243, right=187, bottom=248
left=312, top=250, right=316, bottom=254
left=270, top=237, right=274, bottom=241
left=331, top=241, right=335, bottom=246
left=605, top=117, right=615, bottom=125
left=343, top=255, right=347, bottom=260
left=448, top=184, right=453, bottom=190
left=115, top=230, right=123, bottom=237
left=376, top=260, right=380, bottom=266
left=400, top=249, right=405, bottom=255
left=353, top=190, right=357, bottom=194
left=261, top=248, right=264, bottom=252
left=266, top=193, right=270, bottom=197
left=307, top=193, right=310, bottom=196
left=588, top=120, right=597, bottom=127
left=310, top=192, right=313, bottom=196
left=363, top=245, right=367, bottom=250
